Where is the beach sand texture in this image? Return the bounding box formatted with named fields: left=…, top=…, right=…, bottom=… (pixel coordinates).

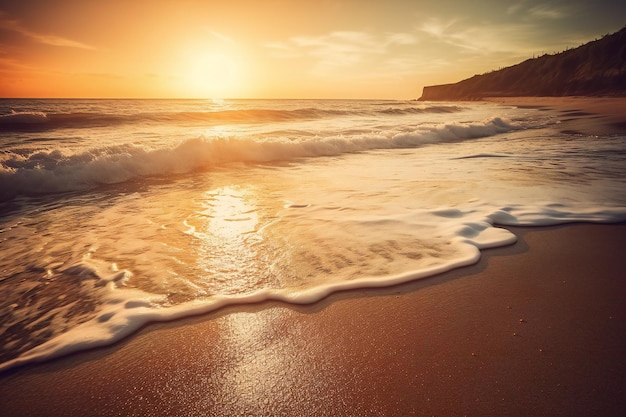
left=484, top=96, right=626, bottom=135
left=0, top=224, right=625, bottom=417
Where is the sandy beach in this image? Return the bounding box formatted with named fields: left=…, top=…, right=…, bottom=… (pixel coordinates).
left=1, top=223, right=625, bottom=417
left=484, top=96, right=626, bottom=136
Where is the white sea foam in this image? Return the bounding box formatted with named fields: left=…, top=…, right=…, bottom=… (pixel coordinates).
left=0, top=117, right=514, bottom=201
left=0, top=104, right=464, bottom=132
left=1, top=200, right=624, bottom=373
left=0, top=110, right=48, bottom=125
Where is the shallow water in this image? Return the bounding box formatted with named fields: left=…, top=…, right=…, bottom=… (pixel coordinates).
left=1, top=99, right=625, bottom=370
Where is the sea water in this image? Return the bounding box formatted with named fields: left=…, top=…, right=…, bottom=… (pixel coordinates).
left=1, top=99, right=625, bottom=371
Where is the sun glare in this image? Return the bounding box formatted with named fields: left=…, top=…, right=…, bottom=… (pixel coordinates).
left=178, top=45, right=244, bottom=98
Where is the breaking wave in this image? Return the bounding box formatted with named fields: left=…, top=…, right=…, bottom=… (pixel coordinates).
left=0, top=118, right=514, bottom=201
left=0, top=105, right=464, bottom=132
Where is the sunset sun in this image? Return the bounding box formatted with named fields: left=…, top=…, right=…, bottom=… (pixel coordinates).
left=184, top=51, right=241, bottom=98
left=173, top=33, right=246, bottom=99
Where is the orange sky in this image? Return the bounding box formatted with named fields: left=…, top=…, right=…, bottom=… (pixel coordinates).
left=0, top=0, right=624, bottom=99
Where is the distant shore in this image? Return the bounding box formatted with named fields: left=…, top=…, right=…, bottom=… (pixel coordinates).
left=483, top=96, right=626, bottom=136
left=1, top=223, right=625, bottom=416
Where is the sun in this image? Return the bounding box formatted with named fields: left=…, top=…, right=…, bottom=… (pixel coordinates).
left=190, top=52, right=240, bottom=97
left=177, top=43, right=245, bottom=98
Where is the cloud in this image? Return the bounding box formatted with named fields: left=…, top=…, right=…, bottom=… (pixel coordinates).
left=264, top=41, right=300, bottom=59
left=504, top=2, right=566, bottom=20
left=265, top=30, right=417, bottom=74
left=0, top=10, right=95, bottom=50
left=420, top=18, right=486, bottom=52
left=208, top=30, right=234, bottom=44
left=506, top=2, right=526, bottom=15
left=386, top=32, right=418, bottom=46
left=0, top=56, right=33, bottom=72
left=28, top=33, right=95, bottom=49
left=419, top=17, right=539, bottom=56
left=528, top=5, right=566, bottom=19
left=420, top=18, right=458, bottom=37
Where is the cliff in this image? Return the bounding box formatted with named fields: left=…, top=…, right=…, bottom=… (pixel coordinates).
left=419, top=26, right=626, bottom=100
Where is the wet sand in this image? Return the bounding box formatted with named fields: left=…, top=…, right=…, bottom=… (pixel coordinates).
left=484, top=96, right=626, bottom=135
left=1, top=223, right=625, bottom=417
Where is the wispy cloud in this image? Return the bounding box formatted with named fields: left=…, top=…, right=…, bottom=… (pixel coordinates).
left=420, top=18, right=458, bottom=38
left=505, top=1, right=566, bottom=20
left=419, top=17, right=538, bottom=56
left=386, top=33, right=418, bottom=46
left=420, top=18, right=486, bottom=53
left=506, top=2, right=526, bottom=15
left=528, top=5, right=566, bottom=19
left=0, top=10, right=95, bottom=50
left=265, top=30, right=417, bottom=75
left=208, top=30, right=234, bottom=44
left=0, top=56, right=34, bottom=72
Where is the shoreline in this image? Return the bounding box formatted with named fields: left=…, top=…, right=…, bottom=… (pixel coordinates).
left=482, top=96, right=626, bottom=136
left=1, top=223, right=625, bottom=416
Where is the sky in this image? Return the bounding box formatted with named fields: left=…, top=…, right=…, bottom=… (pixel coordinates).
left=0, top=0, right=624, bottom=99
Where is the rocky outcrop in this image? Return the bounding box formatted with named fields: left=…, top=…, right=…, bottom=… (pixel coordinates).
left=419, top=26, right=626, bottom=100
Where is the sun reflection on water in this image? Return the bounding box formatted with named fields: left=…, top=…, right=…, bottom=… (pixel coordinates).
left=205, top=186, right=259, bottom=239
left=186, top=185, right=271, bottom=295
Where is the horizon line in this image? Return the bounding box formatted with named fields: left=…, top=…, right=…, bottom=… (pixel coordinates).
left=0, top=96, right=419, bottom=101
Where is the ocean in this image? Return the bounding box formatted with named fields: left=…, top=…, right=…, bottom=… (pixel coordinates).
left=1, top=98, right=625, bottom=371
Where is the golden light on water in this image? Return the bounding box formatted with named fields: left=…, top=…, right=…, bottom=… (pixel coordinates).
left=190, top=186, right=267, bottom=295
left=206, top=186, right=258, bottom=240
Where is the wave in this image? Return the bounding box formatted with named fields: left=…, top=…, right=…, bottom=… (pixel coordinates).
left=0, top=118, right=514, bottom=201
left=1, top=201, right=624, bottom=373
left=452, top=153, right=512, bottom=160
left=0, top=105, right=464, bottom=132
